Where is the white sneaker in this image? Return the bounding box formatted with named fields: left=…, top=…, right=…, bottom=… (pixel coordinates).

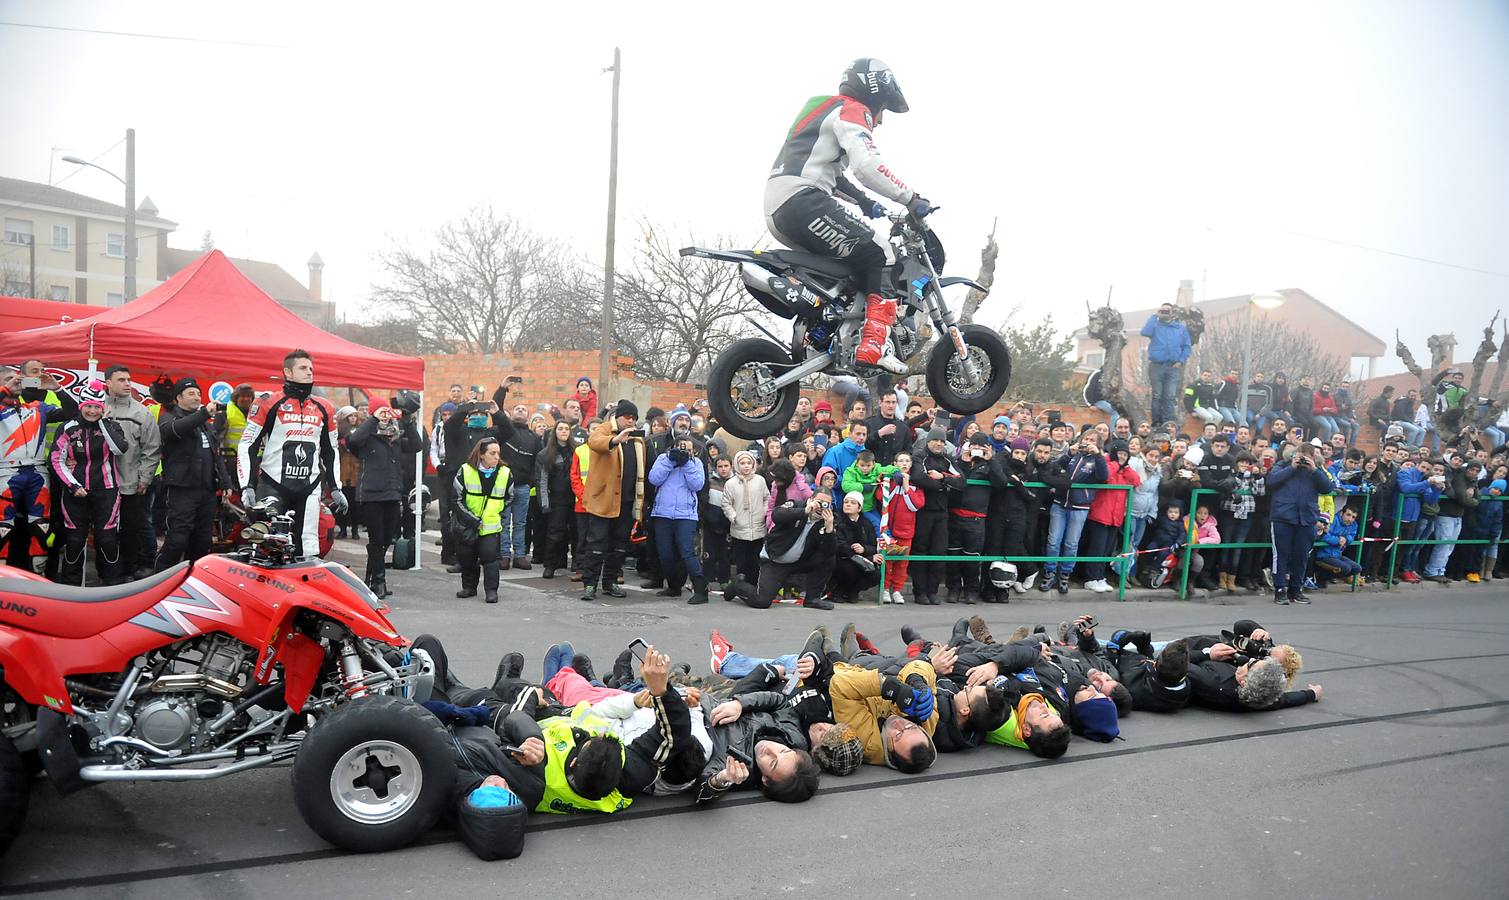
left=892, top=590, right=906, bottom=605
left=878, top=590, right=892, bottom=604
left=1019, top=572, right=1037, bottom=592
left=1087, top=579, right=1112, bottom=593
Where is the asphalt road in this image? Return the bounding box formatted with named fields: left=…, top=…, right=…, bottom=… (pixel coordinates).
left=4, top=536, right=1507, bottom=898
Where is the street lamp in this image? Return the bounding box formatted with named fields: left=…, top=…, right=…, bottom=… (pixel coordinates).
left=1239, top=291, right=1286, bottom=423
left=62, top=128, right=136, bottom=300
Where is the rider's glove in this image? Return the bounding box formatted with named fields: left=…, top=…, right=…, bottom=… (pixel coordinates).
left=866, top=201, right=886, bottom=219
left=330, top=488, right=349, bottom=514
left=906, top=194, right=934, bottom=219
left=241, top=487, right=257, bottom=508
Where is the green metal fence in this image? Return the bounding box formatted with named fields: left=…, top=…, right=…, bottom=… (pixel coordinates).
left=868, top=480, right=1506, bottom=603
left=876, top=480, right=1134, bottom=602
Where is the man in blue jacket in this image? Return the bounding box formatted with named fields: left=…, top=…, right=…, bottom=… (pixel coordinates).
left=822, top=420, right=868, bottom=506
left=1266, top=444, right=1334, bottom=605
left=1140, top=302, right=1192, bottom=428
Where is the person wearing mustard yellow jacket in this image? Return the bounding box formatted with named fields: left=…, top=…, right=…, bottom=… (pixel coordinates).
left=827, top=657, right=939, bottom=772
left=580, top=401, right=647, bottom=601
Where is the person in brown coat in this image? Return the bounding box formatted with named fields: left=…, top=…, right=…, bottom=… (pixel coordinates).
left=580, top=400, right=648, bottom=600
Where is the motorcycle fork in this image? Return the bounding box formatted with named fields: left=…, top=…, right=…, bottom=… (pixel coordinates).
left=915, top=253, right=982, bottom=381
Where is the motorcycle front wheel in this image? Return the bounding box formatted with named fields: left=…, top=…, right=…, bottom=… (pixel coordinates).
left=707, top=338, right=803, bottom=440
left=925, top=324, right=1013, bottom=416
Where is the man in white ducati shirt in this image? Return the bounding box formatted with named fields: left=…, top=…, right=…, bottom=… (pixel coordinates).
left=237, top=349, right=346, bottom=557
left=765, top=58, right=934, bottom=374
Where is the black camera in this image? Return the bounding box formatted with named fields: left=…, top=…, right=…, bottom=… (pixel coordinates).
left=1231, top=633, right=1274, bottom=659
left=390, top=390, right=423, bottom=417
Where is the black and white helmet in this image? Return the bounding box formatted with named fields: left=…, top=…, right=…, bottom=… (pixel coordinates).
left=840, top=58, right=909, bottom=114
left=989, top=561, right=1018, bottom=590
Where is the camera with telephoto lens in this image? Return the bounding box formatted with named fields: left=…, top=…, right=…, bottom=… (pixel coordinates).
left=1230, top=633, right=1274, bottom=664
left=390, top=389, right=422, bottom=417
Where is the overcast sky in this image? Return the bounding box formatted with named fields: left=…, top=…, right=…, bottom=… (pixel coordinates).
left=2, top=1, right=1505, bottom=377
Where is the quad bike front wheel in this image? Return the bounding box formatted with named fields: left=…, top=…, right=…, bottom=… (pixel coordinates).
left=925, top=324, right=1013, bottom=416
left=707, top=338, right=803, bottom=440
left=292, top=695, right=455, bottom=853
left=0, top=728, right=28, bottom=858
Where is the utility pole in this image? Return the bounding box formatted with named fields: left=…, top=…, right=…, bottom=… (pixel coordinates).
left=124, top=127, right=137, bottom=300
left=598, top=48, right=620, bottom=392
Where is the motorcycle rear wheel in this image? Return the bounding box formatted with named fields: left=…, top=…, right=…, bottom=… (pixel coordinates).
left=707, top=338, right=803, bottom=440
left=925, top=324, right=1012, bottom=416
left=0, top=729, right=28, bottom=858
left=293, top=694, right=455, bottom=853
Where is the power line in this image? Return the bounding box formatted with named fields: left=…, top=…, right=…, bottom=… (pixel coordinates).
left=51, top=136, right=126, bottom=189
left=0, top=20, right=287, bottom=49
left=1280, top=228, right=1509, bottom=279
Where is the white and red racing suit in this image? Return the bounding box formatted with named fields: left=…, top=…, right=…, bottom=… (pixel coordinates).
left=237, top=391, right=338, bottom=557
left=764, top=94, right=917, bottom=372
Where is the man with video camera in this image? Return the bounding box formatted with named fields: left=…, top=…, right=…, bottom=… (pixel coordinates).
left=1266, top=442, right=1335, bottom=605
left=749, top=468, right=837, bottom=610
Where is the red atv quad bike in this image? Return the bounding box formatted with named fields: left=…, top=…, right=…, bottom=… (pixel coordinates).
left=0, top=502, right=451, bottom=858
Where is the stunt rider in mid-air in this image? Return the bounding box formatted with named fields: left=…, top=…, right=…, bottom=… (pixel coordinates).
left=765, top=58, right=933, bottom=375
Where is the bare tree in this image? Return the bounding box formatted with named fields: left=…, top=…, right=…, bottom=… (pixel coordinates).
left=1086, top=304, right=1138, bottom=422
left=610, top=219, right=768, bottom=383
left=900, top=227, right=1002, bottom=380
left=1194, top=316, right=1347, bottom=384
left=371, top=206, right=579, bottom=354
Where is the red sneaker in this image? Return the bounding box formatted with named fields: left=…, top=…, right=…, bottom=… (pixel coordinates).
left=709, top=629, right=733, bottom=674
left=1401, top=570, right=1421, bottom=584
left=855, top=630, right=880, bottom=656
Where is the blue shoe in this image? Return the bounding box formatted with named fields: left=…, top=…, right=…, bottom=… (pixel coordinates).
left=542, top=641, right=575, bottom=683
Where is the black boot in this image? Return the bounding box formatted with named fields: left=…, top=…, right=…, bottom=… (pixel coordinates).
left=687, top=577, right=709, bottom=606
left=484, top=589, right=498, bottom=604
left=457, top=584, right=478, bottom=599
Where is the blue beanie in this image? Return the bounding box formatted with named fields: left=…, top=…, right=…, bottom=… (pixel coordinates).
left=1073, top=696, right=1120, bottom=743
left=993, top=415, right=1012, bottom=428
left=1491, top=479, right=1506, bottom=494
left=438, top=401, right=457, bottom=414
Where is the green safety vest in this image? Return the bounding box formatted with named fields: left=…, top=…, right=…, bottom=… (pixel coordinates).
left=985, top=711, right=1029, bottom=750
left=222, top=402, right=248, bottom=452
left=41, top=390, right=62, bottom=450
left=459, top=463, right=512, bottom=535
left=537, top=703, right=632, bottom=815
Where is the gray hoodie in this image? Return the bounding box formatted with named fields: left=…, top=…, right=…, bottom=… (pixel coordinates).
left=103, top=394, right=161, bottom=494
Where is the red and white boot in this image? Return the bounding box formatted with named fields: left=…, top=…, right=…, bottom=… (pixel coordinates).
left=854, top=294, right=909, bottom=374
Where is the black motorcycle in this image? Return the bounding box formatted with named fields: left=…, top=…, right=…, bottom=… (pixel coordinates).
left=683, top=212, right=1011, bottom=440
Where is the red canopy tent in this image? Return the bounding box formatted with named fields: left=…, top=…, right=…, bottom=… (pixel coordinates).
left=10, top=250, right=423, bottom=389
left=0, top=297, right=106, bottom=334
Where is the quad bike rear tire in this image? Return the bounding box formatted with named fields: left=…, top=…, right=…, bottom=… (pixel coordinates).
left=925, top=324, right=1012, bottom=416
left=0, top=729, right=29, bottom=858
left=293, top=695, right=455, bottom=853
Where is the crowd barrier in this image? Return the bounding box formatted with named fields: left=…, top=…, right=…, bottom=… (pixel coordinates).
left=871, top=479, right=1507, bottom=603
left=877, top=481, right=1134, bottom=602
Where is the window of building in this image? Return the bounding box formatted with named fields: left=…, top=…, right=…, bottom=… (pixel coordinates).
left=106, top=292, right=125, bottom=307
left=2, top=280, right=28, bottom=297
left=52, top=224, right=70, bottom=250
left=106, top=233, right=124, bottom=257
left=1083, top=350, right=1105, bottom=368
left=47, top=285, right=69, bottom=301
left=3, top=218, right=33, bottom=245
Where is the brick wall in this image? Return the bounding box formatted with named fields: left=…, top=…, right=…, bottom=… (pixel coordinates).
left=414, top=349, right=1387, bottom=446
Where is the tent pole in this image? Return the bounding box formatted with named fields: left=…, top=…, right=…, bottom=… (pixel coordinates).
left=412, top=392, right=424, bottom=571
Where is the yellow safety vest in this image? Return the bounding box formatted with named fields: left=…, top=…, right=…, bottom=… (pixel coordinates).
left=536, top=703, right=632, bottom=815
left=40, top=390, right=62, bottom=450
left=460, top=463, right=512, bottom=535
left=222, top=402, right=248, bottom=452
